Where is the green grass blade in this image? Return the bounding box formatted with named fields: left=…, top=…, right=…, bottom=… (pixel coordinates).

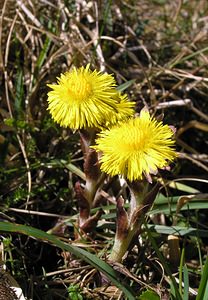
left=0, top=222, right=135, bottom=300
left=14, top=69, right=24, bottom=115
left=99, top=0, right=112, bottom=38
left=147, top=224, right=208, bottom=238
left=36, top=36, right=51, bottom=70
left=202, top=279, right=208, bottom=300
left=45, top=159, right=86, bottom=180
left=183, top=265, right=189, bottom=300
left=64, top=162, right=86, bottom=180
left=169, top=46, right=208, bottom=68
left=150, top=200, right=208, bottom=216
left=165, top=182, right=200, bottom=193
left=117, top=79, right=136, bottom=92
left=179, top=247, right=185, bottom=295
left=144, top=223, right=182, bottom=300
left=196, top=256, right=208, bottom=300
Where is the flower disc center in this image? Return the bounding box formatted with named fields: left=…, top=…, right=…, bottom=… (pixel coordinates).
left=67, top=78, right=92, bottom=102
left=119, top=130, right=149, bottom=154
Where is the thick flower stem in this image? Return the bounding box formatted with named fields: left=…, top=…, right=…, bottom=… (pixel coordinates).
left=77, top=174, right=105, bottom=230
left=109, top=182, right=160, bottom=263
left=84, top=173, right=106, bottom=209
left=109, top=226, right=138, bottom=262
left=76, top=130, right=105, bottom=233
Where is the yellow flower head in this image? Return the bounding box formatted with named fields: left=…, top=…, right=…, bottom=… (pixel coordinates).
left=104, top=92, right=135, bottom=128
left=93, top=110, right=177, bottom=181
left=47, top=64, right=134, bottom=129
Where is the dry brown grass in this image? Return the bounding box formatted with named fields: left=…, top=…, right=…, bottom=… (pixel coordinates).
left=0, top=0, right=208, bottom=299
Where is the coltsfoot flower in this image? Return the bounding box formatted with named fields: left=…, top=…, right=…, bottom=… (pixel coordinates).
left=47, top=64, right=134, bottom=129
left=104, top=92, right=136, bottom=128
left=93, top=109, right=177, bottom=181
